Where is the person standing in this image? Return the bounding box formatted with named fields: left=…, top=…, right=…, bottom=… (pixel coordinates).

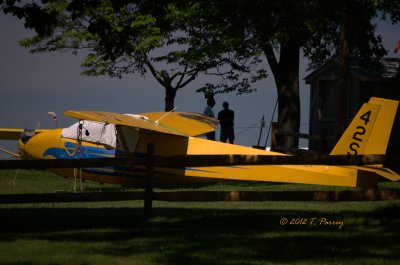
left=203, top=97, right=216, bottom=140
left=218, top=101, right=235, bottom=144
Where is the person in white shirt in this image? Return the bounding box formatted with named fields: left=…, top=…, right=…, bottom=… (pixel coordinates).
left=203, top=97, right=216, bottom=140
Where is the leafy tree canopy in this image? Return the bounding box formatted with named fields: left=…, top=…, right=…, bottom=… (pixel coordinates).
left=2, top=0, right=399, bottom=147
left=1, top=0, right=265, bottom=111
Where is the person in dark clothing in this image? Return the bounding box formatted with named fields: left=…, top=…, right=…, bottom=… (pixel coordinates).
left=218, top=101, right=235, bottom=144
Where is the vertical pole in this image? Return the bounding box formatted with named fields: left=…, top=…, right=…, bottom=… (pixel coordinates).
left=144, top=143, right=155, bottom=217
left=257, top=115, right=265, bottom=147
left=270, top=122, right=278, bottom=151
left=264, top=99, right=278, bottom=148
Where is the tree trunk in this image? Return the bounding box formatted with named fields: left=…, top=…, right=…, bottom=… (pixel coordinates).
left=164, top=86, right=177, bottom=112
left=264, top=41, right=301, bottom=149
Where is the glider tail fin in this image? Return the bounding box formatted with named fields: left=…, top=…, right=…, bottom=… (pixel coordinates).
left=330, top=97, right=399, bottom=155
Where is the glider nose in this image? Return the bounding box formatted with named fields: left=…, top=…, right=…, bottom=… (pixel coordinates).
left=24, top=129, right=62, bottom=159
left=18, top=129, right=36, bottom=159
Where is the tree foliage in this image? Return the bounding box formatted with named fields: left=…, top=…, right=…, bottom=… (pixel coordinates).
left=1, top=0, right=265, bottom=111
left=189, top=0, right=400, bottom=148
left=2, top=0, right=399, bottom=147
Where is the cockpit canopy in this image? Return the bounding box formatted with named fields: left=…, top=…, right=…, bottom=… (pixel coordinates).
left=61, top=121, right=117, bottom=148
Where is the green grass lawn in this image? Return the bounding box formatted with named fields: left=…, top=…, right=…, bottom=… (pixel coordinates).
left=0, top=170, right=400, bottom=265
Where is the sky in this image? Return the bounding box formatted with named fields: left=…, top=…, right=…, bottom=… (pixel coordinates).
left=0, top=13, right=399, bottom=158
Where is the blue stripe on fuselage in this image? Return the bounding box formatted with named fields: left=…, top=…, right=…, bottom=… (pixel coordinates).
left=43, top=142, right=116, bottom=159
left=43, top=141, right=219, bottom=178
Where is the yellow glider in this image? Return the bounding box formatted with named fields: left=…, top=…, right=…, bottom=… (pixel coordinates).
left=0, top=97, right=399, bottom=188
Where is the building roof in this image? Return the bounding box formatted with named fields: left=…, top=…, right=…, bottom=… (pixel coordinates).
left=305, top=57, right=400, bottom=84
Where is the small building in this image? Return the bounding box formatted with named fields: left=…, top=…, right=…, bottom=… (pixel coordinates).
left=305, top=58, right=400, bottom=154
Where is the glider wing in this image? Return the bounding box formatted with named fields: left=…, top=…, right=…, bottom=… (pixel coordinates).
left=64, top=111, right=217, bottom=137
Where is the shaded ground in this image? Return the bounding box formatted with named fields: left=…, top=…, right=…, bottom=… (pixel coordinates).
left=0, top=170, right=399, bottom=264
left=0, top=201, right=399, bottom=265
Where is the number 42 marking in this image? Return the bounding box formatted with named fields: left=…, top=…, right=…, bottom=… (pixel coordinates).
left=360, top=111, right=371, bottom=125
left=347, top=110, right=371, bottom=155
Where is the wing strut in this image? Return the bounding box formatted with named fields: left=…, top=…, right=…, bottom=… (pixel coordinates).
left=116, top=126, right=131, bottom=156
left=0, top=147, right=20, bottom=158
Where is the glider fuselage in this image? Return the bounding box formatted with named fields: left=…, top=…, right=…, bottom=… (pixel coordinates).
left=2, top=97, right=400, bottom=188
left=21, top=127, right=390, bottom=188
